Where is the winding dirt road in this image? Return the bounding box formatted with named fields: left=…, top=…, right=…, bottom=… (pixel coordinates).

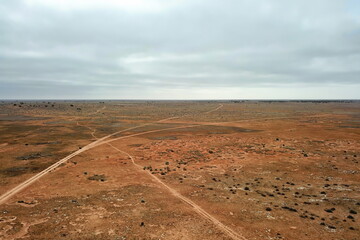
left=0, top=104, right=248, bottom=240
left=107, top=143, right=246, bottom=240
left=0, top=105, right=219, bottom=205
left=1, top=103, right=332, bottom=240
left=0, top=115, right=185, bottom=205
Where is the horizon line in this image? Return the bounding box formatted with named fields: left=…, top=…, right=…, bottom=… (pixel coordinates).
left=1, top=99, right=359, bottom=101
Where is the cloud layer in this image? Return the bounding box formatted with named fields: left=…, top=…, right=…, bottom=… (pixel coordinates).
left=1, top=0, right=359, bottom=99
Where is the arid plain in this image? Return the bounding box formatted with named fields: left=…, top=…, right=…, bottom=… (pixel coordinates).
left=0, top=100, right=359, bottom=240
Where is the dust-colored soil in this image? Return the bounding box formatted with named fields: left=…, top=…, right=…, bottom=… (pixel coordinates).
left=0, top=100, right=359, bottom=240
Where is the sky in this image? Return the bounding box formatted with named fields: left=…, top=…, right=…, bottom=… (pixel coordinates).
left=0, top=0, right=359, bottom=99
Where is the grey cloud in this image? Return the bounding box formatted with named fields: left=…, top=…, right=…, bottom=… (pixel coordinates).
left=0, top=0, right=359, bottom=99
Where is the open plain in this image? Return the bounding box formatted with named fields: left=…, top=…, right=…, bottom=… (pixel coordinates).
left=0, top=100, right=359, bottom=240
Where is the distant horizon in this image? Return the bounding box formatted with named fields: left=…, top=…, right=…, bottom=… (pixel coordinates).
left=1, top=98, right=359, bottom=101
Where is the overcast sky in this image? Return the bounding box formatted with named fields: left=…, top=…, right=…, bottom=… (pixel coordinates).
left=1, top=0, right=359, bottom=99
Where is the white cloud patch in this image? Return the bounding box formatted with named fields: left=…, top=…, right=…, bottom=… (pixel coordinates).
left=24, top=0, right=183, bottom=12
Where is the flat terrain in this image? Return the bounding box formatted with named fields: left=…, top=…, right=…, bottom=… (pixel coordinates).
left=0, top=100, right=359, bottom=240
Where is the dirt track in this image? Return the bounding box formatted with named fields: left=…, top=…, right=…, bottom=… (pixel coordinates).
left=1, top=101, right=359, bottom=240
left=107, top=142, right=246, bottom=240
left=0, top=104, right=248, bottom=240
left=0, top=116, right=185, bottom=205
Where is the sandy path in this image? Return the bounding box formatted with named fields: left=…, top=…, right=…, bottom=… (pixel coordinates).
left=0, top=105, right=216, bottom=205
left=0, top=104, right=247, bottom=240
left=161, top=113, right=334, bottom=127
left=87, top=103, right=245, bottom=240
left=0, top=115, right=183, bottom=205
left=77, top=112, right=246, bottom=239
left=107, top=143, right=247, bottom=240
left=0, top=106, right=329, bottom=206
left=204, top=103, right=223, bottom=114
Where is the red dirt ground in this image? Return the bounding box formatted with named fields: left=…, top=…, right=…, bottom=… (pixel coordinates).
left=0, top=100, right=359, bottom=240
